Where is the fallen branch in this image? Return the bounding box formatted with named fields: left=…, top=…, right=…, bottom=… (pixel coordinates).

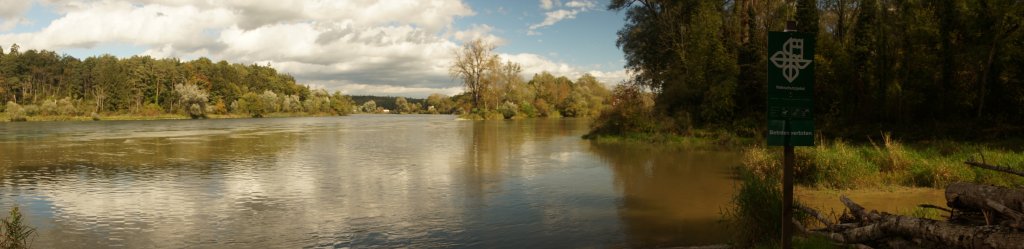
left=840, top=196, right=1024, bottom=249
left=918, top=204, right=952, bottom=213
left=966, top=161, right=1024, bottom=178
left=986, top=199, right=1024, bottom=228
left=795, top=203, right=835, bottom=228
left=946, top=182, right=1024, bottom=213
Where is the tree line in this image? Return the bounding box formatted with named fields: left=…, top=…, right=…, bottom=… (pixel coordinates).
left=448, top=39, right=611, bottom=120
left=596, top=0, right=1024, bottom=138
left=0, top=45, right=355, bottom=120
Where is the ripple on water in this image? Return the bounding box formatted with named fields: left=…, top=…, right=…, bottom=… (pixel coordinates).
left=0, top=116, right=742, bottom=248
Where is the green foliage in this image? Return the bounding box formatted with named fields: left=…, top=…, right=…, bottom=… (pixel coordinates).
left=448, top=39, right=611, bottom=120
left=0, top=206, right=36, bottom=249
left=589, top=82, right=659, bottom=136
left=0, top=47, right=357, bottom=120
left=328, top=91, right=355, bottom=115
left=239, top=92, right=268, bottom=118
left=360, top=100, right=377, bottom=113
left=607, top=0, right=1024, bottom=135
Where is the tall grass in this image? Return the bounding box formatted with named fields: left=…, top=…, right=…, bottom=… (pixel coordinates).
left=1, top=206, right=36, bottom=249
left=726, top=150, right=832, bottom=248
left=743, top=136, right=1024, bottom=189
left=724, top=166, right=783, bottom=247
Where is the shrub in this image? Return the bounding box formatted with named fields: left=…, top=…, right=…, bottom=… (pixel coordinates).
left=39, top=100, right=59, bottom=116
left=57, top=98, right=78, bottom=116
left=497, top=101, right=519, bottom=119
left=21, top=105, right=39, bottom=117
left=5, top=102, right=26, bottom=122
left=137, top=103, right=163, bottom=116
left=588, top=82, right=660, bottom=136
left=518, top=102, right=537, bottom=118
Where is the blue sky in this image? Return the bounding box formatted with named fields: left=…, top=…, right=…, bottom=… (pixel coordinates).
left=0, top=0, right=628, bottom=97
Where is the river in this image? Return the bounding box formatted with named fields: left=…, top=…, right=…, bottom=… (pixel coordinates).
left=0, top=114, right=936, bottom=248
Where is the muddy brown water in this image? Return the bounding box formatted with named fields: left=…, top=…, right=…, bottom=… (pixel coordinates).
left=0, top=115, right=937, bottom=248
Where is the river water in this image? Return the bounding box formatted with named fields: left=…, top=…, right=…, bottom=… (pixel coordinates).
left=0, top=115, right=743, bottom=248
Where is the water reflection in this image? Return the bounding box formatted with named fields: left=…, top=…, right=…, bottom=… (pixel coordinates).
left=589, top=143, right=740, bottom=247
left=0, top=116, right=741, bottom=248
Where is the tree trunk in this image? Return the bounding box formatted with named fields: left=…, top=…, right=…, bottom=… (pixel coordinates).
left=977, top=38, right=998, bottom=118
left=966, top=161, right=1024, bottom=178
left=846, top=214, right=1024, bottom=249
left=841, top=196, right=1024, bottom=249
left=946, top=183, right=1024, bottom=213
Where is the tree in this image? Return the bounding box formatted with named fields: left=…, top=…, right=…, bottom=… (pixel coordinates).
left=797, top=0, right=820, bottom=34
left=329, top=91, right=355, bottom=115
left=174, top=83, right=208, bottom=119
left=426, top=93, right=453, bottom=114
left=450, top=39, right=498, bottom=110
left=361, top=100, right=377, bottom=113
left=395, top=97, right=409, bottom=114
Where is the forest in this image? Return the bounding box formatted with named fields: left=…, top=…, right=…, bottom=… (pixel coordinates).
left=0, top=45, right=355, bottom=120
left=0, top=40, right=612, bottom=121
left=448, top=39, right=611, bottom=120
left=594, top=0, right=1024, bottom=139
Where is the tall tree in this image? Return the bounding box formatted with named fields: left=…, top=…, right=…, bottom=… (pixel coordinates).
left=449, top=39, right=498, bottom=110
left=797, top=0, right=820, bottom=34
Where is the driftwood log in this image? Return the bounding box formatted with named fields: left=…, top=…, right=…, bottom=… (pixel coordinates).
left=946, top=182, right=1024, bottom=213
left=835, top=196, right=1024, bottom=249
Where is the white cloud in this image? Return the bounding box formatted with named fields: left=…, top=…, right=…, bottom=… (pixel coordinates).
left=564, top=0, right=595, bottom=9
left=501, top=52, right=626, bottom=86
left=539, top=0, right=555, bottom=10
left=528, top=0, right=595, bottom=34
left=0, top=0, right=622, bottom=97
left=0, top=1, right=235, bottom=50
left=452, top=24, right=504, bottom=46
left=0, top=0, right=33, bottom=18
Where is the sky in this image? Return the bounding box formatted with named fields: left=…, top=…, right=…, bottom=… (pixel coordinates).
left=0, top=0, right=628, bottom=98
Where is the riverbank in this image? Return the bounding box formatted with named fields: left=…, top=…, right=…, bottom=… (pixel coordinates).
left=0, top=112, right=347, bottom=122
left=588, top=129, right=1024, bottom=189
left=590, top=129, right=1024, bottom=247
left=584, top=130, right=754, bottom=150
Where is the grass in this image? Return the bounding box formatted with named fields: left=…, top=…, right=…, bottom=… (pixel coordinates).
left=726, top=133, right=1024, bottom=248
left=742, top=134, right=1024, bottom=189
left=585, top=129, right=753, bottom=150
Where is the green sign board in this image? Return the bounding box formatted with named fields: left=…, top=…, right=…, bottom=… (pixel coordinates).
left=767, top=31, right=815, bottom=146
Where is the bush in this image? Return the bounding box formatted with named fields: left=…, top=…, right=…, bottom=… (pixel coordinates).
left=57, top=98, right=78, bottom=116
left=518, top=102, right=537, bottom=118
left=21, top=105, right=39, bottom=117
left=5, top=102, right=26, bottom=122
left=39, top=100, right=59, bottom=116
left=588, top=82, right=661, bottom=136
left=497, top=101, right=519, bottom=119
left=725, top=166, right=783, bottom=247
left=137, top=103, right=163, bottom=116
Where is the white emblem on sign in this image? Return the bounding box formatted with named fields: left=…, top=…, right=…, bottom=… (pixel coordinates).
left=770, top=38, right=812, bottom=83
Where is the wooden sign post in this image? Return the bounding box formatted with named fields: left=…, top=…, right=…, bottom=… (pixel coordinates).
left=767, top=21, right=815, bottom=249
